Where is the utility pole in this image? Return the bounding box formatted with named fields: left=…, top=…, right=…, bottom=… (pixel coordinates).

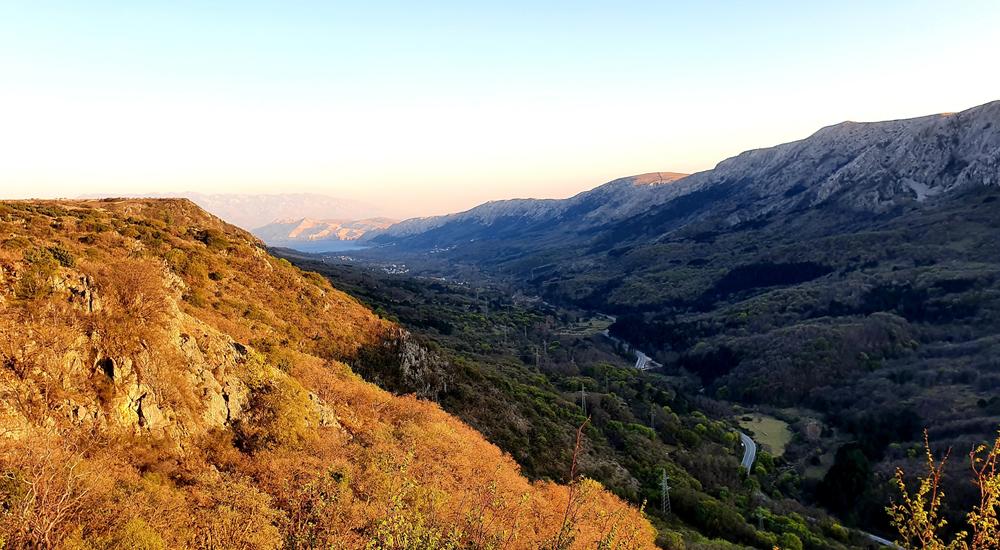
left=580, top=383, right=587, bottom=415
left=661, top=470, right=671, bottom=515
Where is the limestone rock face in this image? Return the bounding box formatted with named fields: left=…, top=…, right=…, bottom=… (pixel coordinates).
left=2, top=260, right=340, bottom=445
left=54, top=272, right=102, bottom=313
left=353, top=327, right=450, bottom=400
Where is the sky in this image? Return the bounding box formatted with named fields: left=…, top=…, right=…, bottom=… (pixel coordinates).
left=1, top=1, right=998, bottom=218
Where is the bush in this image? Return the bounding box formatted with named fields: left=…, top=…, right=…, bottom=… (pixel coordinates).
left=101, top=518, right=167, bottom=550
left=15, top=248, right=58, bottom=299
left=779, top=532, right=803, bottom=550
left=90, top=259, right=170, bottom=358
left=193, top=228, right=229, bottom=251
left=233, top=356, right=318, bottom=453
left=48, top=246, right=75, bottom=267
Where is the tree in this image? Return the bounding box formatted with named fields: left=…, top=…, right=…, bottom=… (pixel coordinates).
left=817, top=442, right=871, bottom=516
left=888, top=430, right=1000, bottom=549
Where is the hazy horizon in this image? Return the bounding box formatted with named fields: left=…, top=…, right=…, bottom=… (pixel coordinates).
left=2, top=1, right=998, bottom=217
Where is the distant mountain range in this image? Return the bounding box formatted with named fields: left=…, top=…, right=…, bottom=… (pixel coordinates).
left=253, top=217, right=396, bottom=251
left=80, top=192, right=384, bottom=231
left=182, top=193, right=385, bottom=231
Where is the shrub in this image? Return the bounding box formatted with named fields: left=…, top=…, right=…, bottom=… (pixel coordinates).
left=193, top=228, right=229, bottom=251
left=101, top=518, right=167, bottom=550
left=15, top=248, right=58, bottom=299
left=778, top=532, right=803, bottom=550
left=889, top=430, right=1000, bottom=550
left=233, top=355, right=318, bottom=453
left=48, top=245, right=75, bottom=267
left=89, top=258, right=170, bottom=358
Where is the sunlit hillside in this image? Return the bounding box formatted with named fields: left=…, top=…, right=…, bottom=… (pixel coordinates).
left=0, top=199, right=654, bottom=549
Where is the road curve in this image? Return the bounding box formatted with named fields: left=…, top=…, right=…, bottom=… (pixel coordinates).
left=738, top=431, right=757, bottom=471
left=865, top=533, right=901, bottom=548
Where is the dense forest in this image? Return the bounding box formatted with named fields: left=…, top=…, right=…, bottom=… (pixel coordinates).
left=283, top=251, right=880, bottom=549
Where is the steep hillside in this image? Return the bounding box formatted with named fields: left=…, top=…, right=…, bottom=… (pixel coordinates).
left=0, top=199, right=654, bottom=549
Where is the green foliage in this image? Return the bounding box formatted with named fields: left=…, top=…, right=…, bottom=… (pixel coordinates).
left=778, top=532, right=803, bottom=550
left=48, top=245, right=75, bottom=267
left=817, top=443, right=872, bottom=519
left=101, top=518, right=167, bottom=550
left=193, top=227, right=229, bottom=251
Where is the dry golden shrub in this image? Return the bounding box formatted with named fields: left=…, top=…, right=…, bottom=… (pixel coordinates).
left=0, top=437, right=114, bottom=548
left=889, top=429, right=1000, bottom=550
left=88, top=258, right=171, bottom=359
left=0, top=199, right=657, bottom=549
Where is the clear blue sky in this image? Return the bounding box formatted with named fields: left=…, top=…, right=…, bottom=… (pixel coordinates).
left=1, top=1, right=997, bottom=216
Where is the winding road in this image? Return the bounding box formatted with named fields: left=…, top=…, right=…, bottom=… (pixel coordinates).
left=599, top=324, right=900, bottom=549
left=738, top=431, right=757, bottom=471
left=599, top=317, right=897, bottom=548
left=865, top=533, right=901, bottom=548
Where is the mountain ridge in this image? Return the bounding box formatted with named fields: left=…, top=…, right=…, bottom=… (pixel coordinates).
left=367, top=100, right=999, bottom=250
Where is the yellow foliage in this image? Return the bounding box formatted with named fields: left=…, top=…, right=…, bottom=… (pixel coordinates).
left=889, top=429, right=1000, bottom=550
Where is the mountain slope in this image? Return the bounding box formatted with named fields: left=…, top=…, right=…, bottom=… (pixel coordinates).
left=365, top=172, right=688, bottom=246
left=0, top=199, right=654, bottom=548
left=369, top=101, right=999, bottom=252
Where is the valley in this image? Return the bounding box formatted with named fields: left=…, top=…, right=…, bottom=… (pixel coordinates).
left=273, top=100, right=1000, bottom=547
left=279, top=250, right=876, bottom=549
left=5, top=3, right=999, bottom=548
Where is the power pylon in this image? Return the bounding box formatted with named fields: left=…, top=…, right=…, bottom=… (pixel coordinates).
left=661, top=470, right=671, bottom=515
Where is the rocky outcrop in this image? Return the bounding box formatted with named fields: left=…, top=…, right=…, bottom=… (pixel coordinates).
left=3, top=261, right=339, bottom=445
left=354, top=327, right=450, bottom=400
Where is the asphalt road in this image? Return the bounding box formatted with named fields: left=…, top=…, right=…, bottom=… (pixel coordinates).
left=738, top=431, right=757, bottom=471
left=865, top=533, right=900, bottom=548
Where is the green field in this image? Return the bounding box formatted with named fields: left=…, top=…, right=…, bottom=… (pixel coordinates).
left=737, top=413, right=792, bottom=457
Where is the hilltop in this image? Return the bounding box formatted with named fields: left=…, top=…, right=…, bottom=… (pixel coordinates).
left=0, top=198, right=653, bottom=548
